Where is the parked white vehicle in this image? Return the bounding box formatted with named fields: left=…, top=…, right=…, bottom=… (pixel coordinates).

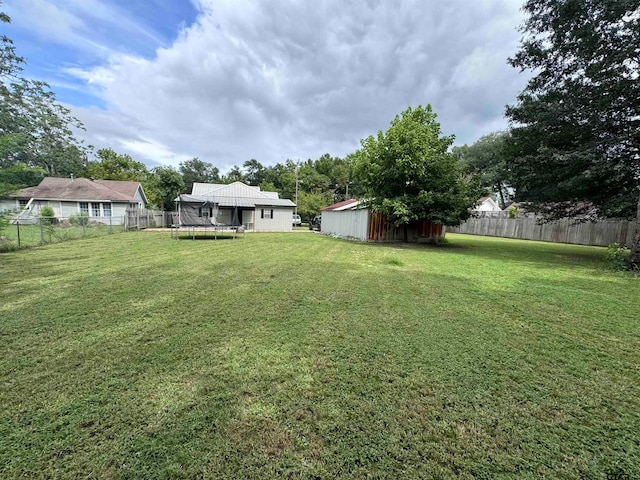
left=292, top=214, right=301, bottom=226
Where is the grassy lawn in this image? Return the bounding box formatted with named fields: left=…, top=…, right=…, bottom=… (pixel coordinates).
left=1, top=232, right=639, bottom=478
left=1, top=221, right=126, bottom=249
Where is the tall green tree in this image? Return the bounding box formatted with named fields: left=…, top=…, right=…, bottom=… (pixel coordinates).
left=506, top=0, right=640, bottom=267
left=0, top=3, right=87, bottom=179
left=179, top=157, right=220, bottom=193
left=242, top=159, right=265, bottom=186
left=453, top=131, right=513, bottom=208
left=221, top=166, right=245, bottom=184
left=146, top=166, right=184, bottom=211
left=353, top=105, right=483, bottom=241
left=0, top=162, right=45, bottom=196
left=87, top=148, right=148, bottom=181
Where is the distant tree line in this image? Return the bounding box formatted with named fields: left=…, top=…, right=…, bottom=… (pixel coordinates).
left=83, top=150, right=362, bottom=222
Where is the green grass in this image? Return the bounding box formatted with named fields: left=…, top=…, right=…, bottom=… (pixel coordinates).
left=1, top=232, right=639, bottom=479
left=1, top=221, right=126, bottom=250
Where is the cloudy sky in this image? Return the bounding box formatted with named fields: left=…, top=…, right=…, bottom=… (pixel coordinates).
left=3, top=0, right=529, bottom=172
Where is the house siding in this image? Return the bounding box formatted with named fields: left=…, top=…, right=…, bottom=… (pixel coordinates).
left=242, top=209, right=255, bottom=231
left=254, top=207, right=293, bottom=231
left=133, top=187, right=146, bottom=206
left=0, top=199, right=19, bottom=212
left=61, top=201, right=78, bottom=217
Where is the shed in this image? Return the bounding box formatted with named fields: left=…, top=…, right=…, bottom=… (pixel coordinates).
left=321, top=200, right=446, bottom=243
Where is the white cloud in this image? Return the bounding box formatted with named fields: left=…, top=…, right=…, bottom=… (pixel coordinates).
left=60, top=0, right=529, bottom=170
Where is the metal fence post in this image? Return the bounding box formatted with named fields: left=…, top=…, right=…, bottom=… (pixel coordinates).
left=39, top=217, right=44, bottom=244
left=82, top=217, right=86, bottom=236
left=109, top=215, right=112, bottom=233
left=16, top=221, right=20, bottom=247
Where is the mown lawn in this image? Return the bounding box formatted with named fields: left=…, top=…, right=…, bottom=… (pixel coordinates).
left=1, top=221, right=126, bottom=250
left=1, top=232, right=639, bottom=479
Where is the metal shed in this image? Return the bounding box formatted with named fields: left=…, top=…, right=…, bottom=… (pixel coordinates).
left=321, top=200, right=446, bottom=243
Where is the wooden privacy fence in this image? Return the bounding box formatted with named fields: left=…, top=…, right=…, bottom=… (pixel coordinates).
left=448, top=216, right=636, bottom=247
left=125, top=209, right=176, bottom=230
left=368, top=212, right=444, bottom=243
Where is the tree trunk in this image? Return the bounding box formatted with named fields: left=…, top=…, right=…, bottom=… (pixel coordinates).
left=403, top=223, right=408, bottom=243
left=629, top=191, right=640, bottom=270
left=497, top=181, right=506, bottom=210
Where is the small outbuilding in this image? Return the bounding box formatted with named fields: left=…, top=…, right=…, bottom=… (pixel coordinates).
left=321, top=200, right=445, bottom=243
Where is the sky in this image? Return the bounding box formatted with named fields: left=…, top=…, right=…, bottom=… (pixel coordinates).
left=3, top=0, right=530, bottom=172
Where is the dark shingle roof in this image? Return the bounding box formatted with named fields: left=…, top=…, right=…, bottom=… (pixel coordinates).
left=23, top=177, right=141, bottom=202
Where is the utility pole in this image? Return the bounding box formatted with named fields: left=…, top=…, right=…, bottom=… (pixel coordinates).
left=294, top=161, right=300, bottom=214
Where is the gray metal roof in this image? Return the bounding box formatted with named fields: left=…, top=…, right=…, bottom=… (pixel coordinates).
left=177, top=194, right=295, bottom=208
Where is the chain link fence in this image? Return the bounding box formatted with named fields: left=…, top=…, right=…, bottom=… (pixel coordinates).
left=0, top=215, right=126, bottom=251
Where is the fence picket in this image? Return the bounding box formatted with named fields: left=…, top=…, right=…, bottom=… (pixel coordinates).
left=449, top=214, right=636, bottom=247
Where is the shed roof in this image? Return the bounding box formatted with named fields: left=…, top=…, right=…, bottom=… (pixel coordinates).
left=321, top=199, right=361, bottom=211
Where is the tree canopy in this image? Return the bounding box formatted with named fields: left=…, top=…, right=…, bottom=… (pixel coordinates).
left=0, top=4, right=88, bottom=182
left=506, top=0, right=640, bottom=266
left=179, top=158, right=220, bottom=193
left=353, top=105, right=482, bottom=237
left=453, top=131, right=513, bottom=209
left=146, top=166, right=184, bottom=211
left=87, top=148, right=148, bottom=182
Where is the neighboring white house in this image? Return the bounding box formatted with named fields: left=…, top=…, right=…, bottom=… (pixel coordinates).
left=1, top=177, right=147, bottom=225
left=0, top=186, right=38, bottom=213
left=474, top=196, right=502, bottom=212
left=176, top=181, right=295, bottom=232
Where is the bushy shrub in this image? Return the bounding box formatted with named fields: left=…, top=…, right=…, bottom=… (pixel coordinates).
left=508, top=205, right=519, bottom=219
left=69, top=213, right=89, bottom=226
left=0, top=238, right=19, bottom=252
left=605, top=243, right=630, bottom=271
left=40, top=206, right=56, bottom=225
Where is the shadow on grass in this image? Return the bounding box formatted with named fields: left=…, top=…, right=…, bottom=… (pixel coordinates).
left=176, top=236, right=240, bottom=241
left=351, top=234, right=607, bottom=272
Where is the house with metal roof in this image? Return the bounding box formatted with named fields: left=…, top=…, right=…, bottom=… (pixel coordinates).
left=175, top=181, right=296, bottom=231
left=1, top=177, right=147, bottom=225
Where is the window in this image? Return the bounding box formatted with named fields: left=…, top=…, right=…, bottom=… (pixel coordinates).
left=79, top=202, right=89, bottom=215
left=261, top=209, right=273, bottom=219
left=103, top=203, right=112, bottom=217
left=19, top=199, right=28, bottom=208
left=92, top=203, right=101, bottom=217
left=199, top=206, right=211, bottom=217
